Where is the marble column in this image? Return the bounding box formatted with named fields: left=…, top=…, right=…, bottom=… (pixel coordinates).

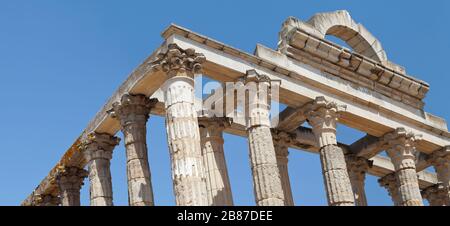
left=198, top=116, right=233, bottom=206
left=243, top=69, right=285, bottom=206
left=55, top=166, right=88, bottom=206
left=110, top=94, right=157, bottom=206
left=345, top=154, right=371, bottom=206
left=429, top=146, right=450, bottom=205
left=155, top=43, right=208, bottom=206
left=421, top=183, right=448, bottom=206
left=384, top=128, right=423, bottom=206
left=303, top=96, right=355, bottom=206
left=82, top=132, right=120, bottom=206
left=33, top=194, right=60, bottom=206
left=378, top=173, right=401, bottom=206
left=272, top=130, right=294, bottom=206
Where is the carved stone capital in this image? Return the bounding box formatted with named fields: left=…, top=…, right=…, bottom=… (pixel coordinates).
left=109, top=94, right=157, bottom=126
left=378, top=173, right=398, bottom=194
left=55, top=166, right=88, bottom=192
left=421, top=183, right=449, bottom=206
left=81, top=132, right=120, bottom=162
left=242, top=69, right=272, bottom=85
left=32, top=194, right=60, bottom=206
left=303, top=96, right=346, bottom=147
left=429, top=146, right=450, bottom=169
left=153, top=43, right=206, bottom=78
left=241, top=70, right=276, bottom=128
left=383, top=128, right=421, bottom=170
left=345, top=154, right=372, bottom=178
left=271, top=129, right=292, bottom=147
left=198, top=116, right=231, bottom=142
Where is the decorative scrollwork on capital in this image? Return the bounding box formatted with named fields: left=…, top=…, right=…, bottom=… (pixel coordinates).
left=429, top=146, right=450, bottom=168
left=345, top=154, right=372, bottom=179
left=302, top=96, right=346, bottom=147
left=271, top=129, right=293, bottom=147
left=152, top=43, right=206, bottom=78
left=55, top=166, right=88, bottom=192
left=108, top=94, right=158, bottom=125
left=383, top=128, right=422, bottom=170
left=32, top=193, right=60, bottom=206
left=80, top=132, right=121, bottom=162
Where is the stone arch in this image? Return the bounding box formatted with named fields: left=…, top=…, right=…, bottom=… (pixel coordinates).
left=306, top=10, right=387, bottom=62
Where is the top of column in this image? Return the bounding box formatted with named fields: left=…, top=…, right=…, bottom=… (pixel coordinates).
left=152, top=43, right=206, bottom=78
left=301, top=96, right=346, bottom=147
left=383, top=128, right=422, bottom=169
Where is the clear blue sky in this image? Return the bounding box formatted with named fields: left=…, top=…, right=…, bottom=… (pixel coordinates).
left=1, top=0, right=449, bottom=206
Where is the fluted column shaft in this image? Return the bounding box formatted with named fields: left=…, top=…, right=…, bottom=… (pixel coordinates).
left=304, top=97, right=354, bottom=206
left=429, top=147, right=450, bottom=205
left=385, top=128, right=423, bottom=206
left=82, top=133, right=120, bottom=206
left=111, top=94, right=156, bottom=206
left=243, top=70, right=284, bottom=206
left=272, top=130, right=294, bottom=206
left=378, top=173, right=401, bottom=206
left=199, top=117, right=233, bottom=206
left=56, top=166, right=88, bottom=206
left=157, top=43, right=207, bottom=206
left=345, top=154, right=370, bottom=206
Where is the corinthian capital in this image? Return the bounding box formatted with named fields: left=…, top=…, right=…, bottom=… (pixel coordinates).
left=108, top=94, right=158, bottom=124
left=429, top=146, right=450, bottom=168
left=81, top=132, right=121, bottom=162
left=345, top=154, right=372, bottom=175
left=378, top=173, right=398, bottom=193
left=271, top=129, right=292, bottom=147
left=383, top=128, right=422, bottom=170
left=32, top=193, right=60, bottom=206
left=55, top=166, right=88, bottom=191
left=302, top=96, right=346, bottom=147
left=153, top=43, right=206, bottom=78
left=421, top=183, right=449, bottom=206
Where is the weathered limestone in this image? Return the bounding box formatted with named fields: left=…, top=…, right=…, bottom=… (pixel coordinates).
left=242, top=69, right=285, bottom=206
left=110, top=94, right=157, bottom=206
left=345, top=154, right=371, bottom=206
left=32, top=194, right=60, bottom=206
left=272, top=130, right=295, bottom=206
left=384, top=128, right=423, bottom=206
left=378, top=173, right=401, bottom=206
left=82, top=132, right=120, bottom=206
left=198, top=116, right=234, bottom=206
left=55, top=166, right=88, bottom=206
left=303, top=96, right=355, bottom=206
left=429, top=146, right=450, bottom=205
left=422, top=183, right=448, bottom=206
left=22, top=13, right=450, bottom=207
left=155, top=43, right=208, bottom=206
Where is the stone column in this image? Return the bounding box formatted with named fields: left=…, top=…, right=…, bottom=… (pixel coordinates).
left=345, top=154, right=371, bottom=206
left=243, top=69, right=285, bottom=206
left=82, top=132, right=120, bottom=206
left=155, top=43, right=208, bottom=206
left=378, top=173, right=401, bottom=206
left=55, top=166, right=88, bottom=206
left=272, top=130, right=294, bottom=206
left=303, top=96, right=355, bottom=206
left=429, top=146, right=450, bottom=205
left=198, top=116, right=233, bottom=206
left=33, top=194, right=60, bottom=206
left=384, top=128, right=423, bottom=206
left=110, top=94, right=156, bottom=206
left=422, top=183, right=448, bottom=206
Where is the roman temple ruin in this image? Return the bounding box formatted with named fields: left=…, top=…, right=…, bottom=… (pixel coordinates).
left=22, top=10, right=450, bottom=206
